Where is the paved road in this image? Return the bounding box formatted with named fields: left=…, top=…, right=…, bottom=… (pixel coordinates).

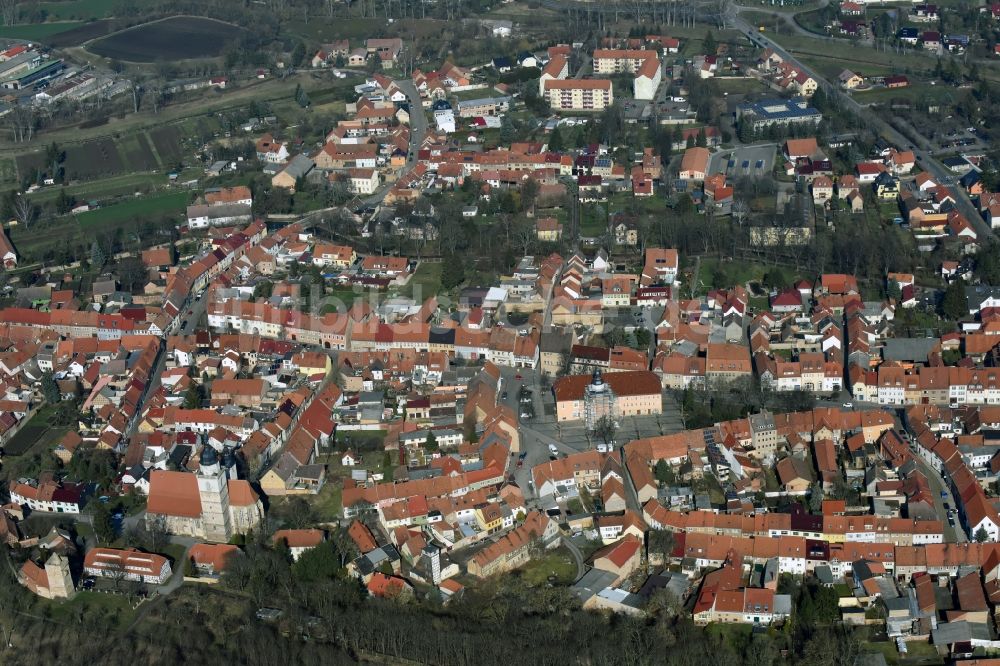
left=561, top=535, right=586, bottom=581
left=392, top=78, right=428, bottom=166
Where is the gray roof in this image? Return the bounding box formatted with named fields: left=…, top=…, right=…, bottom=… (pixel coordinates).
left=881, top=337, right=939, bottom=363
left=540, top=329, right=573, bottom=354
left=966, top=285, right=1000, bottom=311
left=456, top=96, right=511, bottom=110
left=932, top=620, right=992, bottom=645
left=571, top=568, right=618, bottom=603
left=281, top=154, right=315, bottom=179
left=773, top=593, right=792, bottom=617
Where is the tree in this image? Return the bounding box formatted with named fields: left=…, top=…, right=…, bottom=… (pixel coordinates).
left=11, top=192, right=37, bottom=229
left=93, top=501, right=117, bottom=544
left=116, top=256, right=148, bottom=292
left=183, top=382, right=203, bottom=409
left=592, top=414, right=617, bottom=448
left=90, top=241, right=105, bottom=269
left=292, top=543, right=341, bottom=581
left=55, top=188, right=75, bottom=215
left=41, top=371, right=60, bottom=404
left=703, top=31, right=717, bottom=55
left=254, top=280, right=274, bottom=299
left=634, top=327, right=651, bottom=349
left=441, top=255, right=465, bottom=289
left=808, top=481, right=825, bottom=513
left=941, top=279, right=968, bottom=320
left=654, top=459, right=673, bottom=485
left=647, top=529, right=676, bottom=565
left=499, top=115, right=515, bottom=144
left=975, top=526, right=990, bottom=542
left=548, top=125, right=564, bottom=152
left=424, top=430, right=438, bottom=452
left=650, top=585, right=683, bottom=614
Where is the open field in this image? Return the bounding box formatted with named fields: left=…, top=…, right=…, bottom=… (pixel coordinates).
left=74, top=190, right=189, bottom=228
left=46, top=19, right=114, bottom=46
left=0, top=21, right=82, bottom=40
left=519, top=548, right=578, bottom=586
left=88, top=16, right=245, bottom=62
left=396, top=261, right=442, bottom=301
left=27, top=173, right=168, bottom=205
left=37, top=0, right=120, bottom=20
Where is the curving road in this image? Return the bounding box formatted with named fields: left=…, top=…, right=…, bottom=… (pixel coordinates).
left=561, top=535, right=586, bottom=581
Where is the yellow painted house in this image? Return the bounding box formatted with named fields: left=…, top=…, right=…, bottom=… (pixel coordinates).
left=474, top=504, right=504, bottom=534
left=291, top=351, right=332, bottom=376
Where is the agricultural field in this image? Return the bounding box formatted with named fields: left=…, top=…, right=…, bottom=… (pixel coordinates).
left=87, top=16, right=246, bottom=62
left=46, top=19, right=115, bottom=46
left=14, top=121, right=201, bottom=184
left=4, top=421, right=49, bottom=456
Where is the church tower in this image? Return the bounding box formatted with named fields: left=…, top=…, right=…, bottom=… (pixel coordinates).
left=197, top=446, right=232, bottom=542
left=44, top=552, right=75, bottom=599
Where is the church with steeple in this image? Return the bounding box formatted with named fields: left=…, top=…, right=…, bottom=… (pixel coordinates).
left=145, top=447, right=264, bottom=543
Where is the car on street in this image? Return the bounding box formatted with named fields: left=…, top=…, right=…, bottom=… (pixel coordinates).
left=948, top=516, right=956, bottom=527
left=501, top=391, right=507, bottom=400
left=82, top=577, right=95, bottom=590
left=842, top=402, right=853, bottom=409
left=516, top=459, right=524, bottom=468
left=944, top=502, right=950, bottom=512
left=941, top=490, right=948, bottom=498
left=515, top=374, right=522, bottom=380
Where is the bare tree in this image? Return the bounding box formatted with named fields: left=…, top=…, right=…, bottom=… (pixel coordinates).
left=0, top=0, right=16, bottom=26
left=6, top=105, right=36, bottom=143
left=592, top=414, right=618, bottom=448
left=12, top=193, right=37, bottom=229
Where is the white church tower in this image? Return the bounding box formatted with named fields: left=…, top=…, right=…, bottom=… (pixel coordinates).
left=197, top=446, right=232, bottom=542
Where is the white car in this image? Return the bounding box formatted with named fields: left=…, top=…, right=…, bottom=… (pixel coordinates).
left=842, top=402, right=854, bottom=409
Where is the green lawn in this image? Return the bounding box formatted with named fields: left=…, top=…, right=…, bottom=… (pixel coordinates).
left=714, top=77, right=771, bottom=95
left=852, top=84, right=941, bottom=105
left=520, top=548, right=578, bottom=586
left=396, top=261, right=442, bottom=301
left=313, top=481, right=343, bottom=522
left=698, top=257, right=771, bottom=290
left=75, top=191, right=189, bottom=229
left=705, top=622, right=754, bottom=646
left=0, top=22, right=82, bottom=40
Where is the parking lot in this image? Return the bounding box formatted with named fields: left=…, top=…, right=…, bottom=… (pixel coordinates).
left=708, top=144, right=776, bottom=179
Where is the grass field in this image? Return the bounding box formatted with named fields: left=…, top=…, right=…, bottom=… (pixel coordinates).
left=37, top=0, right=120, bottom=20
left=520, top=548, right=578, bottom=586
left=28, top=173, right=168, bottom=204
left=852, top=84, right=941, bottom=104
left=0, top=21, right=82, bottom=40
left=313, top=481, right=342, bottom=522
left=396, top=261, right=442, bottom=301
left=75, top=190, right=189, bottom=229
left=88, top=16, right=245, bottom=62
